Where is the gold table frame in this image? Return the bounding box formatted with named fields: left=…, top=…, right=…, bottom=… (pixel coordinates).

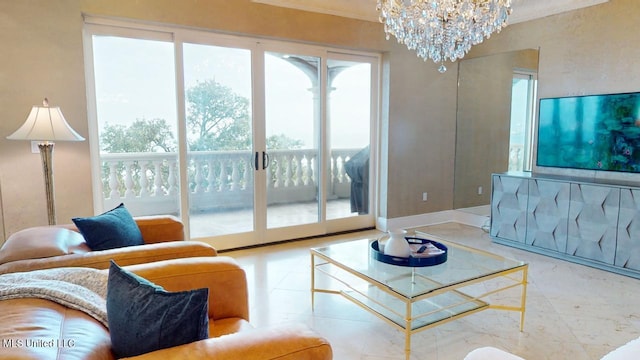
left=310, top=236, right=528, bottom=359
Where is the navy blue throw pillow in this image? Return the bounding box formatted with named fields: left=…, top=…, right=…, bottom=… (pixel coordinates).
left=72, top=203, right=144, bottom=251
left=107, top=261, right=209, bottom=358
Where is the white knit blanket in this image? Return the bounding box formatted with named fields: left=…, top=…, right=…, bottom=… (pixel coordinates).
left=0, top=267, right=109, bottom=327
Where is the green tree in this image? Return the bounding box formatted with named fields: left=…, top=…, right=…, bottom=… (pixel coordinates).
left=186, top=79, right=251, bottom=151
left=101, top=80, right=304, bottom=153
left=101, top=118, right=176, bottom=152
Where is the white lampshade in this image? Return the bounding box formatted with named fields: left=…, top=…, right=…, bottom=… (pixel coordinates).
left=7, top=98, right=84, bottom=142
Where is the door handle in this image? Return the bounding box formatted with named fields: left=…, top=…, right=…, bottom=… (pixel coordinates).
left=254, top=151, right=259, bottom=171
left=262, top=151, right=270, bottom=169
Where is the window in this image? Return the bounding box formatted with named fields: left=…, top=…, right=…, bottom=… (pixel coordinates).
left=509, top=71, right=537, bottom=172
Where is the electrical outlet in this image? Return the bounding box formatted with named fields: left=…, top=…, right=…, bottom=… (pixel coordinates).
left=477, top=186, right=483, bottom=195
left=422, top=192, right=428, bottom=201
left=31, top=141, right=40, bottom=154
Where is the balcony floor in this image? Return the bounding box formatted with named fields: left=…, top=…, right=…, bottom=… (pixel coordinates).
left=189, top=198, right=356, bottom=238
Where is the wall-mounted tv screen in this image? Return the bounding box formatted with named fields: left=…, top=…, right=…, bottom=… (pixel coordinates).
left=537, top=92, right=640, bottom=173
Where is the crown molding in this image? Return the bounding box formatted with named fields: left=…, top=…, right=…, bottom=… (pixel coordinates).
left=252, top=0, right=377, bottom=22
left=252, top=0, right=610, bottom=24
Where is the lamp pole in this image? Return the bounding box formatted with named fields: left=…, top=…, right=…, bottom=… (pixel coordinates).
left=39, top=142, right=56, bottom=225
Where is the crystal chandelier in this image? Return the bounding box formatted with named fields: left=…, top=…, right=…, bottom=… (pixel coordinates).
left=377, top=0, right=512, bottom=73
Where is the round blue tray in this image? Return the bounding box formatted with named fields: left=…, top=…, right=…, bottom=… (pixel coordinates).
left=371, top=237, right=447, bottom=267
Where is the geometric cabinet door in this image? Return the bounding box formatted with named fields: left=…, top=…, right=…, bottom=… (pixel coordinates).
left=616, top=189, right=640, bottom=271
left=491, top=175, right=528, bottom=243
left=526, top=179, right=569, bottom=252
left=567, top=183, right=619, bottom=265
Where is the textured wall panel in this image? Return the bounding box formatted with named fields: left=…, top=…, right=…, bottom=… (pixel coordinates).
left=567, top=184, right=619, bottom=264
left=616, top=189, right=640, bottom=270
left=526, top=179, right=569, bottom=252
left=491, top=175, right=528, bottom=243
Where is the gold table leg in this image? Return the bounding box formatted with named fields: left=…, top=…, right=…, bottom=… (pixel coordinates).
left=311, top=253, right=315, bottom=311
left=519, top=265, right=529, bottom=331
left=405, top=300, right=412, bottom=360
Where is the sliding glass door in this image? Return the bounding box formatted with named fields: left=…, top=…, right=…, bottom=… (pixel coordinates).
left=85, top=19, right=378, bottom=249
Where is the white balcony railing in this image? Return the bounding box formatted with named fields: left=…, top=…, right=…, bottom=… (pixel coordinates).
left=101, top=148, right=359, bottom=216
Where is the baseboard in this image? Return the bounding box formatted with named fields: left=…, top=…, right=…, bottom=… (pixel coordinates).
left=377, top=208, right=490, bottom=231
left=451, top=209, right=491, bottom=228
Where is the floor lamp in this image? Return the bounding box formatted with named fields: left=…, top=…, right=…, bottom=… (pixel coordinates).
left=7, top=98, right=85, bottom=225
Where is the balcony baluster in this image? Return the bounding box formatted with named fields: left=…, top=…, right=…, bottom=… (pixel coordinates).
left=100, top=148, right=359, bottom=216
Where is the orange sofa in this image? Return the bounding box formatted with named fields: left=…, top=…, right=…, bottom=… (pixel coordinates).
left=0, top=256, right=333, bottom=359
left=0, top=215, right=216, bottom=274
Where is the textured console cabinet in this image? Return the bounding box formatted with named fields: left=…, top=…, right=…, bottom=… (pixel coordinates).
left=491, top=172, right=640, bottom=279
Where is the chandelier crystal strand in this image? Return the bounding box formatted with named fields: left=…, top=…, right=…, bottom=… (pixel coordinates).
left=377, top=0, right=512, bottom=73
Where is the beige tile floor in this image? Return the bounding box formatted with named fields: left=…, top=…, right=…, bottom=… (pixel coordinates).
left=222, top=222, right=640, bottom=360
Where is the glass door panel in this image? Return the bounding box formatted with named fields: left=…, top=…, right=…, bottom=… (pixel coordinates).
left=182, top=43, right=253, bottom=237
left=327, top=59, right=372, bottom=219
left=91, top=35, right=180, bottom=217
left=264, top=52, right=321, bottom=229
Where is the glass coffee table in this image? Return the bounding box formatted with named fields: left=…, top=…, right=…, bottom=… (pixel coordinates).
left=310, top=234, right=528, bottom=359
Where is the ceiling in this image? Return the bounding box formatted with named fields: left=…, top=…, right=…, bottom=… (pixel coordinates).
left=251, top=0, right=609, bottom=24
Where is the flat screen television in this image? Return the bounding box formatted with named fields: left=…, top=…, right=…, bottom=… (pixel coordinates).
left=537, top=92, right=640, bottom=173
